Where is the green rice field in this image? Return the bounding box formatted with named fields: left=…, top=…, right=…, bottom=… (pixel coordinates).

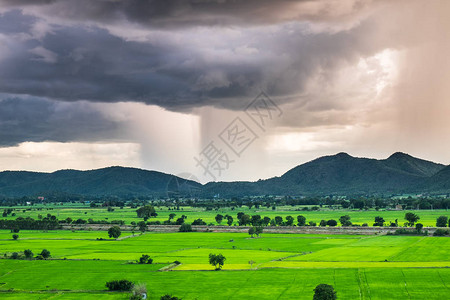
left=2, top=204, right=449, bottom=226
left=0, top=230, right=449, bottom=299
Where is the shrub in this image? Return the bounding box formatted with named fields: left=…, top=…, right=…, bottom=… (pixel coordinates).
left=326, top=219, right=337, bottom=227
left=105, top=279, right=134, bottom=291
left=179, top=223, right=192, bottom=232
left=24, top=249, right=33, bottom=259
left=313, top=283, right=337, bottom=300
left=138, top=254, right=153, bottom=264
left=10, top=252, right=19, bottom=259
left=433, top=229, right=449, bottom=236
left=12, top=234, right=19, bottom=240
left=40, top=249, right=51, bottom=259
left=192, top=218, right=206, bottom=225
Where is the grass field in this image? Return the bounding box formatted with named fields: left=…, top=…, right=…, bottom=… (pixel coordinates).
left=2, top=204, right=449, bottom=226
left=0, top=230, right=449, bottom=299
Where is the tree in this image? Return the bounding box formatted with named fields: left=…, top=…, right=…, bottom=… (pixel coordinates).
left=209, top=253, right=226, bottom=270
left=326, top=219, right=337, bottom=227
left=251, top=215, right=262, bottom=226
left=136, top=205, right=156, bottom=219
left=313, top=284, right=337, bottom=300
left=319, top=220, right=327, bottom=227
left=138, top=221, right=147, bottom=233
left=12, top=234, right=19, bottom=240
left=138, top=254, right=153, bottom=264
left=179, top=223, right=192, bottom=232
left=40, top=249, right=51, bottom=259
left=24, top=249, right=33, bottom=259
left=405, top=212, right=420, bottom=227
left=248, top=226, right=255, bottom=237
left=215, top=214, right=224, bottom=224
left=105, top=279, right=134, bottom=291
left=436, top=216, right=448, bottom=227
left=192, top=218, right=206, bottom=225
left=238, top=214, right=251, bottom=226
left=415, top=223, right=423, bottom=233
left=297, top=215, right=306, bottom=226
left=254, top=226, right=263, bottom=237
left=108, top=226, right=122, bottom=239
left=285, top=216, right=294, bottom=226
left=10, top=252, right=19, bottom=259
left=175, top=217, right=185, bottom=225
left=274, top=216, right=283, bottom=225
left=339, top=215, right=352, bottom=226
left=169, top=213, right=176, bottom=221
left=249, top=260, right=255, bottom=269
left=226, top=215, right=233, bottom=226
left=373, top=216, right=385, bottom=227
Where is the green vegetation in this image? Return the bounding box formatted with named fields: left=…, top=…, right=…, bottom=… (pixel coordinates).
left=106, top=279, right=134, bottom=291
left=0, top=229, right=448, bottom=299
left=138, top=254, right=153, bottom=264
left=313, top=284, right=337, bottom=300
left=1, top=153, right=449, bottom=197
left=108, top=226, right=122, bottom=239
left=2, top=203, right=448, bottom=227
left=209, top=253, right=226, bottom=270
left=436, top=215, right=448, bottom=227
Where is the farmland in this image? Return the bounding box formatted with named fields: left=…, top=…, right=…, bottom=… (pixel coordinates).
left=1, top=204, right=448, bottom=226
left=0, top=230, right=449, bottom=299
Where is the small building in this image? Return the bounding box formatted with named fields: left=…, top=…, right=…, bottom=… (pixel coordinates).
left=395, top=204, right=403, bottom=210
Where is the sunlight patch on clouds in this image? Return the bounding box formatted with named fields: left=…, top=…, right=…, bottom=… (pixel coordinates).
left=0, top=142, right=141, bottom=172
left=266, top=132, right=337, bottom=153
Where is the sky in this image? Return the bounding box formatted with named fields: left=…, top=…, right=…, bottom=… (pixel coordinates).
left=0, top=0, right=449, bottom=183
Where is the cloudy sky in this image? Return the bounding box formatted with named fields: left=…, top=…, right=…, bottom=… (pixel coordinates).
left=0, top=0, right=449, bottom=182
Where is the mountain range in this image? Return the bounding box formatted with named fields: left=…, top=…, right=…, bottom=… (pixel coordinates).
left=0, top=152, right=449, bottom=198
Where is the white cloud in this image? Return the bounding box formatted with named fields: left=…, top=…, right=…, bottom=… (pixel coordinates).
left=0, top=142, right=141, bottom=172
left=29, top=46, right=57, bottom=63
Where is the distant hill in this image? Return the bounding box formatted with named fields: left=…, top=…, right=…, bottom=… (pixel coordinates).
left=426, top=165, right=450, bottom=192
left=0, top=153, right=448, bottom=198
left=0, top=166, right=202, bottom=197
left=203, top=152, right=447, bottom=197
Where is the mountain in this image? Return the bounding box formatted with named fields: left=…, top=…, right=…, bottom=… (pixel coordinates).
left=203, top=152, right=447, bottom=196
left=0, top=153, right=448, bottom=198
left=427, top=165, right=450, bottom=192
left=0, top=166, right=202, bottom=197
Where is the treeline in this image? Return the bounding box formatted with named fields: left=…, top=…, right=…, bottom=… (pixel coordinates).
left=0, top=216, right=61, bottom=230
left=2, top=193, right=450, bottom=211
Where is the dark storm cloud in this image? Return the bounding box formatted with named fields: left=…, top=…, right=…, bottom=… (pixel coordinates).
left=0, top=0, right=374, bottom=28
left=0, top=8, right=387, bottom=111
left=0, top=96, right=125, bottom=146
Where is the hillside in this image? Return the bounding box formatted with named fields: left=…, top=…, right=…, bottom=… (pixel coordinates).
left=0, top=167, right=202, bottom=197
left=203, top=152, right=447, bottom=196
left=0, top=153, right=448, bottom=197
